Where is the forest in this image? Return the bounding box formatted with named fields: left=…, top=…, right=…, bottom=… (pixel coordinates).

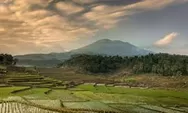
left=60, top=53, right=188, bottom=76
left=0, top=54, right=16, bottom=65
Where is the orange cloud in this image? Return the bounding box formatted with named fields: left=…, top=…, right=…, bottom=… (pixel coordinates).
left=154, top=32, right=178, bottom=47
left=55, top=1, right=84, bottom=15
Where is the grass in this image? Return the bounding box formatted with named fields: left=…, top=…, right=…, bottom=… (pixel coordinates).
left=77, top=84, right=188, bottom=96
left=76, top=84, right=188, bottom=106
left=108, top=104, right=159, bottom=113
left=29, top=100, right=62, bottom=108
left=63, top=101, right=116, bottom=111
left=38, top=67, right=114, bottom=83
left=113, top=74, right=188, bottom=89
left=0, top=87, right=49, bottom=100
left=0, top=65, right=6, bottom=70
left=2, top=73, right=63, bottom=88
left=1, top=69, right=188, bottom=112
left=46, top=90, right=83, bottom=101
left=73, top=91, right=150, bottom=103
left=0, top=85, right=188, bottom=112
left=2, top=85, right=186, bottom=106
left=15, top=88, right=50, bottom=99
left=0, top=87, right=28, bottom=98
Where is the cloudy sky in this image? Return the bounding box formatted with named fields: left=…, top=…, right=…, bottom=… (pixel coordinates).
left=0, top=0, right=188, bottom=55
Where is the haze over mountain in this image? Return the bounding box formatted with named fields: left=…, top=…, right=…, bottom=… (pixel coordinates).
left=71, top=39, right=151, bottom=56
left=15, top=39, right=152, bottom=67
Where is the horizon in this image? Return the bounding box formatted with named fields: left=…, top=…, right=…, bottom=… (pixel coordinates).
left=0, top=0, right=188, bottom=55
left=14, top=38, right=188, bottom=56
left=13, top=39, right=148, bottom=56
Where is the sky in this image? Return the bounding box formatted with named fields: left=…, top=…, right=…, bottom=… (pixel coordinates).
left=0, top=0, right=188, bottom=55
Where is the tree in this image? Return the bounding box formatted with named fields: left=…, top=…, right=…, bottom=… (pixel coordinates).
left=0, top=54, right=14, bottom=65
left=13, top=58, right=18, bottom=65
left=176, top=71, right=182, bottom=76
left=151, top=65, right=157, bottom=74
left=60, top=53, right=188, bottom=76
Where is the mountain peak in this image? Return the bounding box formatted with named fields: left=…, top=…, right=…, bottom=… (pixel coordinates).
left=95, top=39, right=112, bottom=43
left=72, top=39, right=152, bottom=56
left=95, top=39, right=130, bottom=45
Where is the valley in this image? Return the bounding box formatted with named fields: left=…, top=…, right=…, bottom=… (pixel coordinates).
left=1, top=40, right=188, bottom=113
left=0, top=65, right=188, bottom=113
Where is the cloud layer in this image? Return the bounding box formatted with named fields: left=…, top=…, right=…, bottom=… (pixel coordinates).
left=0, top=0, right=187, bottom=54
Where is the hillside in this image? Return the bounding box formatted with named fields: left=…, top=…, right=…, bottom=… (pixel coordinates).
left=15, top=39, right=152, bottom=67
left=15, top=52, right=73, bottom=67
left=60, top=53, right=188, bottom=76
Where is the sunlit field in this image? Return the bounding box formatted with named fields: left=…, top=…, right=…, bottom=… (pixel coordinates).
left=0, top=84, right=188, bottom=113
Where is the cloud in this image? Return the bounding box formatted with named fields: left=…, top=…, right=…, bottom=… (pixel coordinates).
left=0, top=27, right=6, bottom=32
left=72, top=0, right=97, bottom=4
left=55, top=1, right=84, bottom=15
left=154, top=32, right=178, bottom=47
left=0, top=0, right=187, bottom=54
left=124, top=0, right=185, bottom=10
left=82, top=0, right=188, bottom=29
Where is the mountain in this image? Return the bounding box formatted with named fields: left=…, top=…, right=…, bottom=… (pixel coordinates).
left=71, top=39, right=151, bottom=56
left=15, top=52, right=73, bottom=67
left=15, top=39, right=152, bottom=67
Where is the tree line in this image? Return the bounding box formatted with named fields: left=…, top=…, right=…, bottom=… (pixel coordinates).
left=60, top=53, right=188, bottom=76
left=0, top=54, right=17, bottom=65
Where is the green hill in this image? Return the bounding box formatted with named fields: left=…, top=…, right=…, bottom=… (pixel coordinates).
left=60, top=53, right=188, bottom=76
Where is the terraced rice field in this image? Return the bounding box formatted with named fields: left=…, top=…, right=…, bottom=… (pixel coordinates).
left=0, top=71, right=188, bottom=113
left=0, top=102, right=59, bottom=113
left=0, top=85, right=188, bottom=113
left=3, top=74, right=63, bottom=87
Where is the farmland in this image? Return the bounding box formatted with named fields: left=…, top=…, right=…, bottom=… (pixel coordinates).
left=0, top=85, right=188, bottom=112
left=0, top=67, right=188, bottom=112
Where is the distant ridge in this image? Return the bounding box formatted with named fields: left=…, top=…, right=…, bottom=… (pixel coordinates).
left=15, top=39, right=152, bottom=67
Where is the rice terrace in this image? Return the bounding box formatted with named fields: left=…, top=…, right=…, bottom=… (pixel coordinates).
left=0, top=63, right=188, bottom=113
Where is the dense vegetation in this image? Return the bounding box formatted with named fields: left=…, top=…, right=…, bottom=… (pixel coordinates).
left=60, top=54, right=188, bottom=76
left=0, top=54, right=17, bottom=65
